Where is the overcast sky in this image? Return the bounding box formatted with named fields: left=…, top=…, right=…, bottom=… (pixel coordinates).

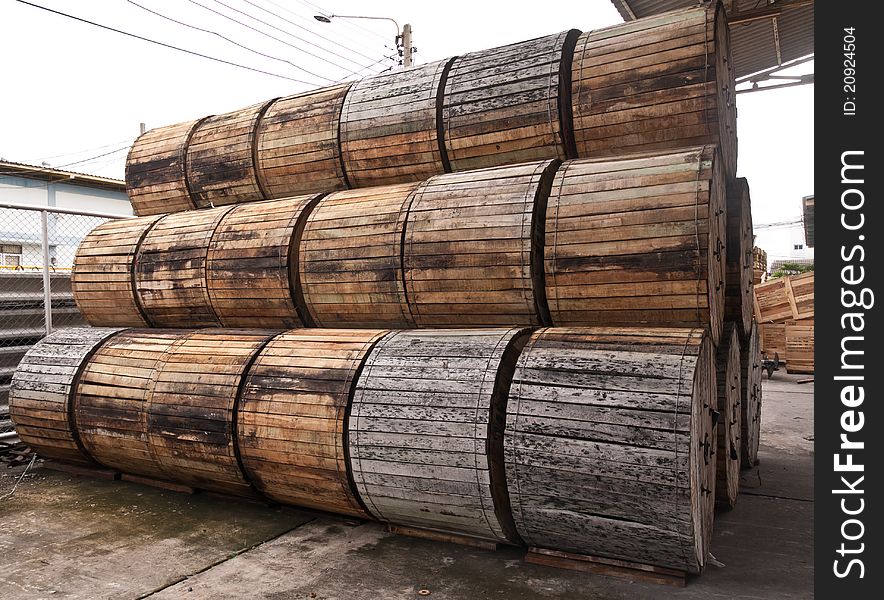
left=0, top=0, right=813, bottom=262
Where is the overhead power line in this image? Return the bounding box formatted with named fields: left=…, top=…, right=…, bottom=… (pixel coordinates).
left=259, top=0, right=389, bottom=57
left=22, top=137, right=136, bottom=162
left=294, top=0, right=396, bottom=50
left=124, top=0, right=328, bottom=84
left=186, top=0, right=375, bottom=77
left=56, top=144, right=132, bottom=168
left=240, top=0, right=382, bottom=66
left=334, top=53, right=399, bottom=83
left=12, top=0, right=318, bottom=85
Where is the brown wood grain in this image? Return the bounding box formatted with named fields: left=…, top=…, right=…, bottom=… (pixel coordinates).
left=238, top=329, right=386, bottom=516
left=724, top=178, right=754, bottom=336
left=739, top=322, right=762, bottom=467
left=714, top=322, right=741, bottom=509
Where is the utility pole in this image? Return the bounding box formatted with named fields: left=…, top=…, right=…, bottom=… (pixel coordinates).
left=401, top=23, right=413, bottom=67
left=139, top=122, right=146, bottom=135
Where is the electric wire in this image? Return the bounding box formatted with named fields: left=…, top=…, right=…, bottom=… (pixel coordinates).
left=294, top=0, right=396, bottom=49
left=12, top=0, right=319, bottom=85
left=125, top=0, right=331, bottom=83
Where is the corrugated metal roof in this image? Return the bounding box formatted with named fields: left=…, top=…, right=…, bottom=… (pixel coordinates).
left=610, top=0, right=814, bottom=79
left=0, top=161, right=125, bottom=192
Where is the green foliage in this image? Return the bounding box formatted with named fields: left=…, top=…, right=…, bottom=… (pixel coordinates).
left=770, top=262, right=814, bottom=279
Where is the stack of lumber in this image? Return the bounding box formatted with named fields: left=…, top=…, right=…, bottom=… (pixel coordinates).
left=10, top=3, right=764, bottom=583
left=752, top=246, right=767, bottom=284
left=753, top=271, right=814, bottom=373
left=123, top=3, right=735, bottom=217
left=11, top=325, right=718, bottom=574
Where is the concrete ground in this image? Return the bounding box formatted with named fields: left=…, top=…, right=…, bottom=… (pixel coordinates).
left=0, top=373, right=813, bottom=599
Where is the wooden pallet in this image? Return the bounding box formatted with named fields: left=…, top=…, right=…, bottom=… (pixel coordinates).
left=388, top=524, right=501, bottom=551
left=526, top=547, right=687, bottom=587
left=42, top=460, right=120, bottom=481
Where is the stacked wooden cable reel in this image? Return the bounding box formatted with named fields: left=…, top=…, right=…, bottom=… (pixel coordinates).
left=12, top=3, right=759, bottom=583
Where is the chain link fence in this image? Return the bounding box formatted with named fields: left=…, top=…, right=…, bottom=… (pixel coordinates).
left=1, top=202, right=126, bottom=424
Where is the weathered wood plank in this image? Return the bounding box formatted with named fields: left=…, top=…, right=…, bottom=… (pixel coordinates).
left=714, top=322, right=741, bottom=509
left=504, top=327, right=716, bottom=574
left=739, top=321, right=763, bottom=467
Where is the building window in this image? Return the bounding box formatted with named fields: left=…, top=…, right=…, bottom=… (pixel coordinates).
left=794, top=244, right=804, bottom=250
left=1, top=244, right=23, bottom=268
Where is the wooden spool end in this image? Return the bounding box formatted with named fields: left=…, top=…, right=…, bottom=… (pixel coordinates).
left=349, top=328, right=531, bottom=545
left=725, top=178, right=754, bottom=337
left=256, top=84, right=352, bottom=198
left=207, top=194, right=321, bottom=328
left=714, top=323, right=742, bottom=509
left=340, top=60, right=451, bottom=188
left=441, top=30, right=580, bottom=172
left=404, top=161, right=558, bottom=327
left=186, top=100, right=275, bottom=208
left=126, top=119, right=202, bottom=216
left=504, top=327, right=716, bottom=574
left=72, top=216, right=161, bottom=327
left=9, top=327, right=123, bottom=465
left=135, top=206, right=232, bottom=327
left=545, top=146, right=725, bottom=345
left=571, top=4, right=738, bottom=178
left=739, top=321, right=762, bottom=467
left=299, top=183, right=419, bottom=328
left=144, top=329, right=278, bottom=496
left=75, top=329, right=184, bottom=480
left=238, top=329, right=386, bottom=517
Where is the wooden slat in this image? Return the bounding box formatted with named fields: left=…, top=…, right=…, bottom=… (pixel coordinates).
left=349, top=328, right=529, bottom=544
left=504, top=327, right=716, bottom=574
left=571, top=4, right=737, bottom=179
left=9, top=327, right=123, bottom=465
left=442, top=31, right=579, bottom=171
left=739, top=322, right=762, bottom=467
left=126, top=119, right=202, bottom=216
left=299, top=183, right=418, bottom=328
left=340, top=60, right=451, bottom=188
left=404, top=161, right=558, bottom=327
left=72, top=216, right=160, bottom=327
left=74, top=329, right=182, bottom=479
left=753, top=272, right=813, bottom=324
left=238, top=329, right=385, bottom=516
left=256, top=84, right=351, bottom=198
left=143, top=329, right=277, bottom=496
left=785, top=321, right=814, bottom=374
left=135, top=206, right=232, bottom=327
left=186, top=100, right=275, bottom=208
left=207, top=194, right=320, bottom=327
left=724, top=178, right=754, bottom=337
left=789, top=272, right=814, bottom=320
left=714, top=323, right=741, bottom=509
left=544, top=146, right=726, bottom=345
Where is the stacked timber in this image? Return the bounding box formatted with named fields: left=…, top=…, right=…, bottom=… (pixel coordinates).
left=299, top=184, right=419, bottom=328
left=714, top=323, right=741, bottom=509
left=570, top=4, right=737, bottom=178
left=725, top=178, right=754, bottom=336
left=754, top=271, right=814, bottom=371
left=74, top=329, right=183, bottom=479
left=135, top=206, right=232, bottom=327
left=186, top=100, right=276, bottom=208
left=255, top=84, right=352, bottom=198
left=503, top=327, right=717, bottom=574
left=340, top=60, right=452, bottom=188
left=126, top=118, right=204, bottom=215
left=752, top=246, right=767, bottom=283
left=544, top=146, right=726, bottom=344
left=238, top=329, right=385, bottom=515
left=8, top=328, right=122, bottom=465
left=403, top=161, right=558, bottom=327
left=441, top=31, right=580, bottom=172
left=739, top=322, right=762, bottom=467
left=349, top=328, right=529, bottom=544
left=71, top=216, right=160, bottom=327
left=206, top=194, right=321, bottom=327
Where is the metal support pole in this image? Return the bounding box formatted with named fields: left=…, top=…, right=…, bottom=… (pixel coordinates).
left=401, top=23, right=413, bottom=67
left=40, top=210, right=53, bottom=337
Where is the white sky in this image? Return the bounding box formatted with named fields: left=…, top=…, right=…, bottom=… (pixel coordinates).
left=0, top=0, right=813, bottom=263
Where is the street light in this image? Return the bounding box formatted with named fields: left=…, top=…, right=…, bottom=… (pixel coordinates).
left=313, top=14, right=412, bottom=67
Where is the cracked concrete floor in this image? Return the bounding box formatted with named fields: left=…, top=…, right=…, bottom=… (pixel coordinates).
left=0, top=373, right=813, bottom=599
